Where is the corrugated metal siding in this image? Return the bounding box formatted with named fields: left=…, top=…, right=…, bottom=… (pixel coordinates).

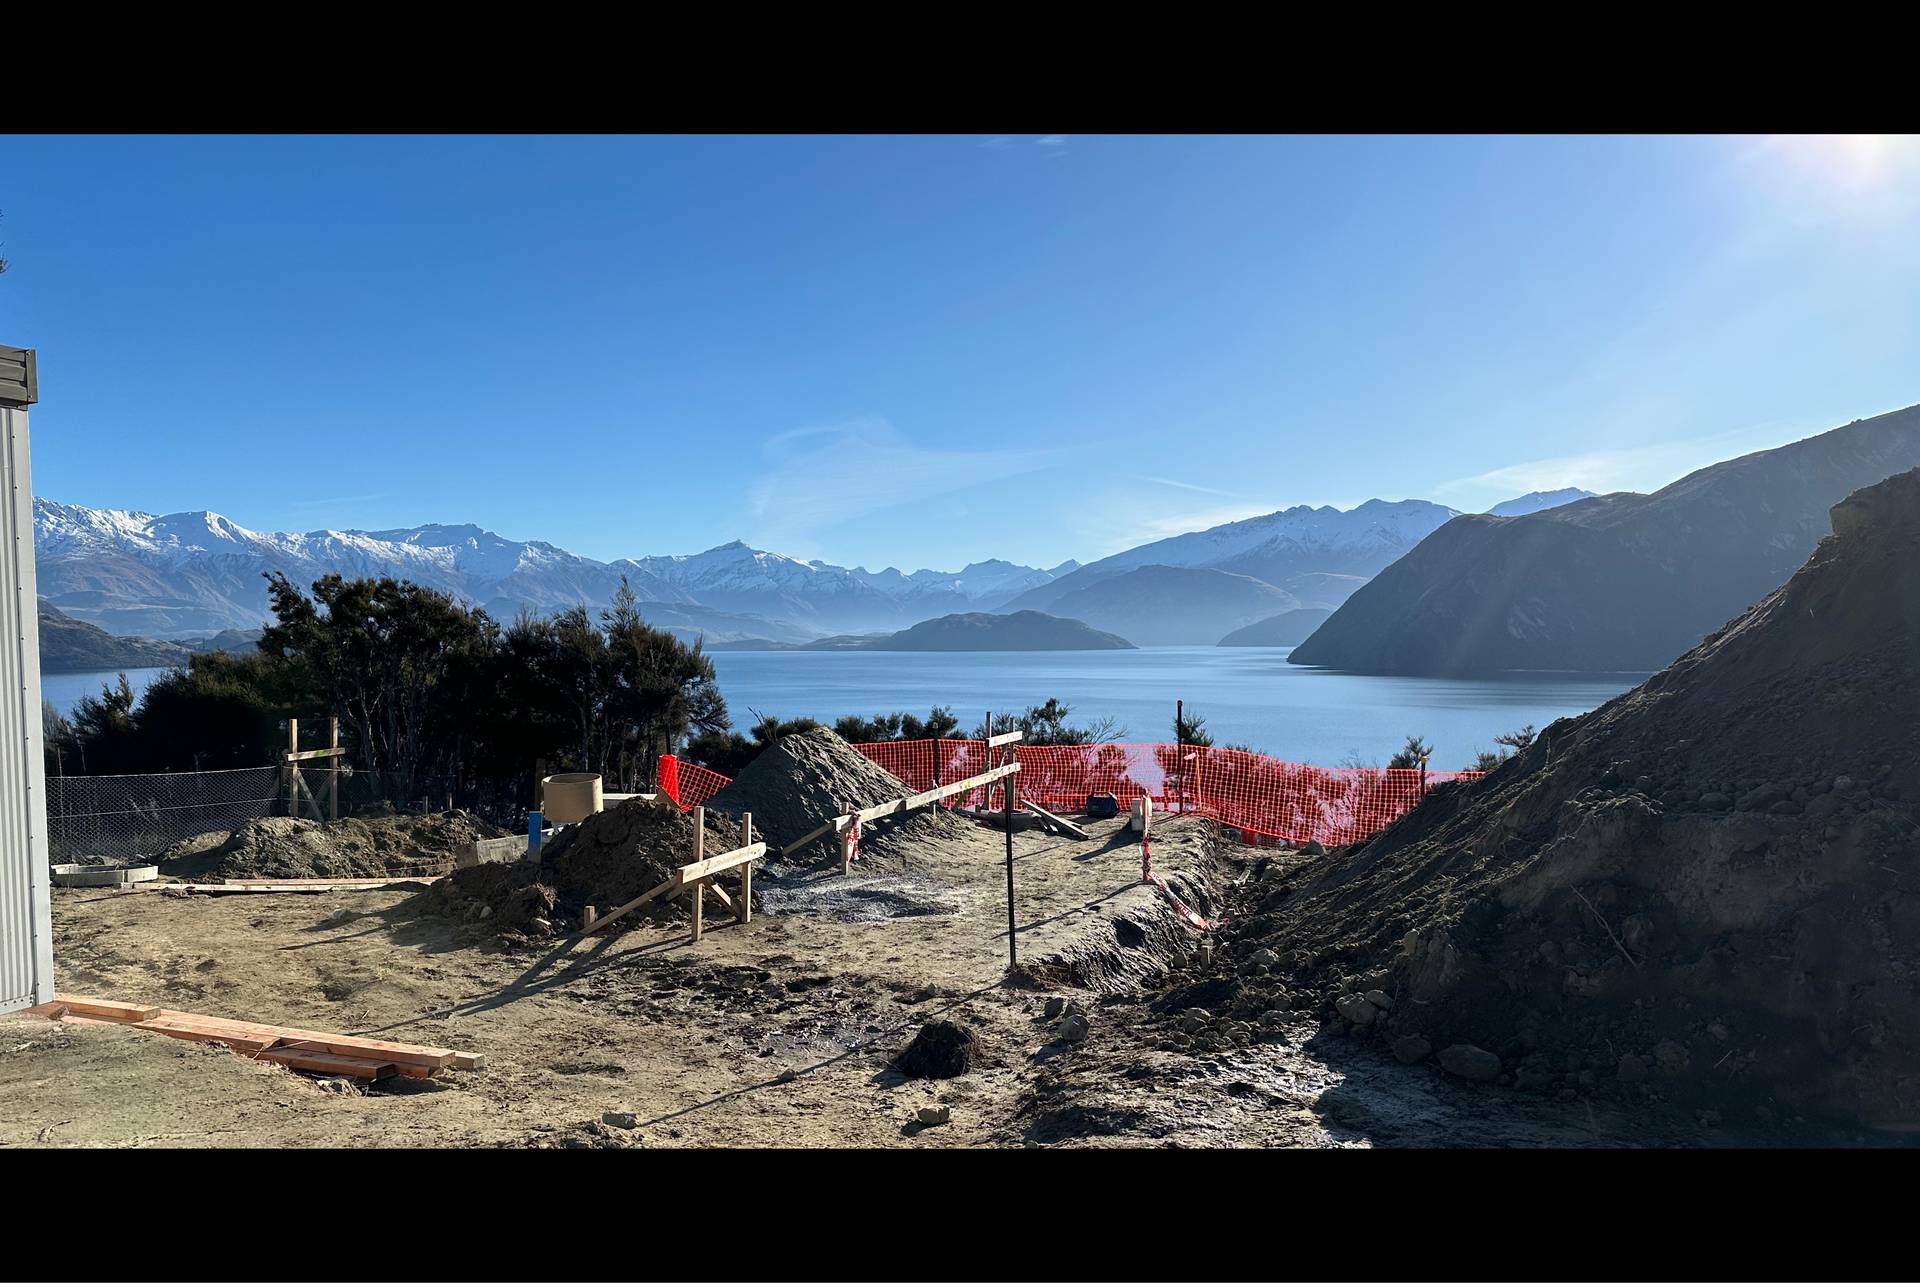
left=0, top=405, right=53, bottom=1012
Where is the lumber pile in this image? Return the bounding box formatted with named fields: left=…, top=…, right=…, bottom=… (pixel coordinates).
left=23, top=995, right=483, bottom=1081
left=145, top=876, right=445, bottom=896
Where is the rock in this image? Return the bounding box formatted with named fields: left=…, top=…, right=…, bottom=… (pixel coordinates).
left=323, top=907, right=358, bottom=926
left=1437, top=1043, right=1502, bottom=1082
left=1334, top=994, right=1377, bottom=1026
left=1043, top=996, right=1067, bottom=1018
left=775, top=1067, right=799, bottom=1083
left=1364, top=989, right=1393, bottom=1010
left=1259, top=1009, right=1290, bottom=1031
left=1616, top=1053, right=1649, bottom=1083
left=895, top=1020, right=978, bottom=1079
left=916, top=1105, right=951, bottom=1127
left=1768, top=799, right=1803, bottom=816
left=1391, top=1035, right=1432, bottom=1064
left=1058, top=1014, right=1090, bottom=1044
left=1699, top=792, right=1730, bottom=810
left=601, top=1110, right=639, bottom=1129
left=1249, top=948, right=1279, bottom=967
left=1300, top=840, right=1325, bottom=856
left=528, top=917, right=553, bottom=934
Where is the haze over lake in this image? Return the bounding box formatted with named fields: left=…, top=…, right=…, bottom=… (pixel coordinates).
left=706, top=646, right=1642, bottom=770
left=49, top=647, right=1642, bottom=771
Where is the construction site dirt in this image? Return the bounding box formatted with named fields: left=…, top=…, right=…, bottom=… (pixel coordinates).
left=0, top=808, right=1827, bottom=1149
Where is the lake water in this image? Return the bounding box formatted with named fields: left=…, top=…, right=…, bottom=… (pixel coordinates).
left=41, top=648, right=1647, bottom=772
left=41, top=667, right=171, bottom=718
left=709, top=646, right=1645, bottom=771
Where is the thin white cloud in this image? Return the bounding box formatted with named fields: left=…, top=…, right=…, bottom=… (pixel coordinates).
left=746, top=416, right=1061, bottom=555
left=1034, top=135, right=1067, bottom=147
left=1435, top=419, right=1814, bottom=505
left=1070, top=498, right=1277, bottom=561
left=1140, top=476, right=1241, bottom=498
left=289, top=492, right=389, bottom=509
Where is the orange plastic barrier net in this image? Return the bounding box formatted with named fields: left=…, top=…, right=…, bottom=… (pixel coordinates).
left=665, top=741, right=1477, bottom=848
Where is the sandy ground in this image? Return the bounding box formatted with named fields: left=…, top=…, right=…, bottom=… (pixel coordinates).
left=1, top=811, right=1741, bottom=1148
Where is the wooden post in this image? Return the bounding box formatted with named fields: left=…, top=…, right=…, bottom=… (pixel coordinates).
left=286, top=719, right=300, bottom=817
left=738, top=812, right=753, bottom=924
left=689, top=806, right=706, bottom=943
left=327, top=716, right=340, bottom=823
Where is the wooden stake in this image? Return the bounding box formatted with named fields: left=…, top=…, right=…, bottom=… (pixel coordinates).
left=286, top=718, right=299, bottom=817
left=328, top=716, right=340, bottom=823
left=738, top=812, right=753, bottom=924
left=690, top=807, right=706, bottom=943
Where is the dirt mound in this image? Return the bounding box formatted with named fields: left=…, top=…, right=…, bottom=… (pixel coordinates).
left=702, top=727, right=970, bottom=865
left=159, top=811, right=504, bottom=881
left=428, top=798, right=747, bottom=938
left=894, top=1020, right=979, bottom=1079
left=1217, top=469, right=1920, bottom=1126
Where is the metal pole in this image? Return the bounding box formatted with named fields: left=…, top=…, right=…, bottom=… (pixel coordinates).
left=1003, top=714, right=1017, bottom=970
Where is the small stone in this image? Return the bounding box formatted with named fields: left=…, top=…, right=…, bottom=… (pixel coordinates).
left=601, top=1111, right=639, bottom=1129
left=1259, top=1009, right=1290, bottom=1030
left=1391, top=1035, right=1432, bottom=1065
left=916, top=1105, right=951, bottom=1127
left=1364, top=989, right=1393, bottom=1011
left=1043, top=997, right=1067, bottom=1018
left=1249, top=948, right=1279, bottom=967
left=1300, top=840, right=1325, bottom=857
left=1616, top=1053, right=1649, bottom=1083
left=775, top=1067, right=799, bottom=1083
left=1334, top=994, right=1377, bottom=1026
left=528, top=917, right=553, bottom=933
left=1437, top=1044, right=1502, bottom=1082
left=1058, top=1014, right=1090, bottom=1044
left=323, top=907, right=358, bottom=926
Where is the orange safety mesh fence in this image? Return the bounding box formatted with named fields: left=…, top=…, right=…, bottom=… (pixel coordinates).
left=664, top=742, right=1477, bottom=848
left=654, top=755, right=733, bottom=810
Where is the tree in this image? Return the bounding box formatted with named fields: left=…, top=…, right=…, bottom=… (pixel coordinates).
left=1471, top=723, right=1537, bottom=772
left=1388, top=735, right=1433, bottom=770
left=1174, top=705, right=1214, bottom=747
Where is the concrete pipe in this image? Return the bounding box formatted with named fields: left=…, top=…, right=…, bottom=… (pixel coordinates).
left=540, top=772, right=604, bottom=824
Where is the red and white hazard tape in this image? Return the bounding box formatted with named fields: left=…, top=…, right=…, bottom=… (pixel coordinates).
left=1141, top=833, right=1215, bottom=932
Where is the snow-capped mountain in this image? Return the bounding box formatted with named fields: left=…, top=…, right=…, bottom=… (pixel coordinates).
left=30, top=500, right=1069, bottom=641
left=1002, top=499, right=1466, bottom=617
left=1485, top=488, right=1597, bottom=517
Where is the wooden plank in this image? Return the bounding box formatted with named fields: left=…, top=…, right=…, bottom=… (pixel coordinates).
left=986, top=729, right=1025, bottom=748
left=138, top=1018, right=282, bottom=1054
left=1019, top=795, right=1091, bottom=840
left=702, top=882, right=736, bottom=914
left=690, top=873, right=704, bottom=942
left=138, top=1010, right=457, bottom=1070
left=450, top=1051, right=486, bottom=1071
left=578, top=874, right=675, bottom=935
left=32, top=996, right=161, bottom=1023
left=283, top=748, right=346, bottom=762
left=255, top=1048, right=398, bottom=1080
left=671, top=841, right=766, bottom=886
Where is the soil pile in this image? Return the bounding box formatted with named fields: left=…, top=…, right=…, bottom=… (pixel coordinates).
left=428, top=798, right=747, bottom=937
left=158, top=811, right=503, bottom=881
left=895, top=1020, right=979, bottom=1079
left=1204, top=469, right=1920, bottom=1125
left=702, top=727, right=970, bottom=864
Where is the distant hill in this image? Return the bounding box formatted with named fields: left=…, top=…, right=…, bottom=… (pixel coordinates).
left=1485, top=488, right=1596, bottom=517
left=37, top=601, right=193, bottom=672
left=189, top=629, right=261, bottom=655
left=869, top=610, right=1133, bottom=651
left=1290, top=404, right=1920, bottom=675
left=1033, top=566, right=1300, bottom=647
left=709, top=611, right=1133, bottom=652
left=1216, top=608, right=1334, bottom=647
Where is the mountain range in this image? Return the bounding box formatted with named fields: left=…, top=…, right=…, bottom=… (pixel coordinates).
left=31, top=500, right=1080, bottom=643
left=1289, top=404, right=1920, bottom=675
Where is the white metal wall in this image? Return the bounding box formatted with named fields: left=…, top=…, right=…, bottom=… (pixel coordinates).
left=0, top=404, right=53, bottom=1013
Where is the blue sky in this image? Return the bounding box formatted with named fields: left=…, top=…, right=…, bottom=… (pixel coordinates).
left=2, top=134, right=1916, bottom=572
